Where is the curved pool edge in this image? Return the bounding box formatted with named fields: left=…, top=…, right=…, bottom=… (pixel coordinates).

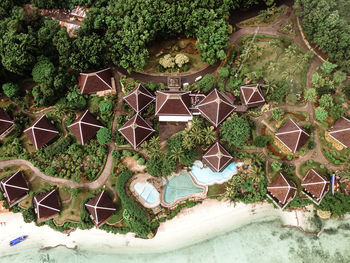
left=161, top=170, right=208, bottom=209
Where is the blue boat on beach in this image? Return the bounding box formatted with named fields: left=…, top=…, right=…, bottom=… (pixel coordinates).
left=9, top=236, right=28, bottom=247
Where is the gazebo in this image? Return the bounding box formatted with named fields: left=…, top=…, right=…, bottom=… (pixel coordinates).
left=33, top=189, right=61, bottom=222
left=0, top=171, right=29, bottom=207
left=78, top=68, right=113, bottom=94
left=301, top=169, right=329, bottom=204
left=240, top=84, right=265, bottom=108
left=197, top=89, right=235, bottom=127
left=203, top=142, right=233, bottom=172
left=68, top=110, right=104, bottom=145
left=329, top=117, right=350, bottom=148
left=24, top=115, right=59, bottom=150
left=275, top=119, right=309, bottom=153
left=267, top=173, right=296, bottom=209
left=118, top=114, right=154, bottom=149
left=123, top=84, right=155, bottom=112
left=85, top=190, right=116, bottom=227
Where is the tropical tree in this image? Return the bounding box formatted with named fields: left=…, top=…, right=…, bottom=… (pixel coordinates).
left=248, top=165, right=264, bottom=183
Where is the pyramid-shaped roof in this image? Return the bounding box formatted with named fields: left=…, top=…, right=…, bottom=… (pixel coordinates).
left=329, top=117, right=350, bottom=148
left=24, top=115, right=59, bottom=150
left=123, top=84, right=155, bottom=112
left=85, top=191, right=116, bottom=226
left=155, top=90, right=192, bottom=116
left=267, top=173, right=296, bottom=208
left=203, top=142, right=233, bottom=172
left=0, top=108, right=14, bottom=135
left=197, top=89, right=235, bottom=127
left=301, top=169, right=329, bottom=204
left=33, top=189, right=61, bottom=221
left=118, top=114, right=154, bottom=149
left=0, top=171, right=29, bottom=207
left=68, top=110, right=104, bottom=145
left=275, top=119, right=309, bottom=153
left=79, top=68, right=112, bottom=94
left=240, top=84, right=265, bottom=106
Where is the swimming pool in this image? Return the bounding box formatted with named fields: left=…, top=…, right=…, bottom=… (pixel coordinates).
left=163, top=172, right=205, bottom=205
left=190, top=161, right=237, bottom=186
left=134, top=182, right=160, bottom=206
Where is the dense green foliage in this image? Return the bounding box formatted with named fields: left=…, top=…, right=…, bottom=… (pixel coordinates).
left=115, top=169, right=155, bottom=237
left=317, top=193, right=350, bottom=216
left=194, top=75, right=217, bottom=92
left=220, top=114, right=253, bottom=148
left=97, top=127, right=111, bottom=145
left=295, top=0, right=350, bottom=71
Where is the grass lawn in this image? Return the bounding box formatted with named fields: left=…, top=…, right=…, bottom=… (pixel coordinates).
left=207, top=183, right=226, bottom=197
left=140, top=38, right=208, bottom=74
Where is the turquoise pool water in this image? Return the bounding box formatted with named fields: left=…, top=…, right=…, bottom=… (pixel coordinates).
left=163, top=172, right=205, bottom=204
left=191, top=161, right=237, bottom=185
left=134, top=182, right=160, bottom=205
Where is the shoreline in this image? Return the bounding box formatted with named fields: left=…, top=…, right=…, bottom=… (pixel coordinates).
left=0, top=199, right=317, bottom=255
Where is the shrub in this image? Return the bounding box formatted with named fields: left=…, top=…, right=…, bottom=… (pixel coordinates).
left=271, top=108, right=284, bottom=121
left=253, top=136, right=272, bottom=147
left=194, top=74, right=216, bottom=92
left=2, top=82, right=20, bottom=98
left=97, top=128, right=111, bottom=145
left=271, top=161, right=282, bottom=171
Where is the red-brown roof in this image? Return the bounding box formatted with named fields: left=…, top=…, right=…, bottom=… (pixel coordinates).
left=33, top=189, right=61, bottom=221
left=155, top=91, right=192, bottom=116
left=240, top=84, right=265, bottom=106
left=329, top=117, right=350, bottom=148
left=68, top=110, right=104, bottom=145
left=118, top=114, right=154, bottom=149
left=197, top=89, right=235, bottom=127
left=203, top=142, right=233, bottom=172
left=85, top=191, right=116, bottom=226
left=301, top=169, right=329, bottom=204
left=123, top=84, right=155, bottom=112
left=0, top=108, right=14, bottom=135
left=79, top=68, right=113, bottom=94
left=24, top=115, right=59, bottom=150
left=0, top=171, right=29, bottom=207
left=275, top=119, right=309, bottom=153
left=267, top=173, right=296, bottom=209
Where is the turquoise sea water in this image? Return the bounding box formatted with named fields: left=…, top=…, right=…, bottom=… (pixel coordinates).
left=163, top=172, right=205, bottom=204
left=2, top=217, right=350, bottom=263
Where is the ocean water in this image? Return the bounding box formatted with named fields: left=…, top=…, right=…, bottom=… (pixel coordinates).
left=2, top=217, right=350, bottom=263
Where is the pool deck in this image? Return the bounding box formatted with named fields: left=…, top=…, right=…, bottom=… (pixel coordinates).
left=129, top=173, right=161, bottom=209
left=160, top=170, right=208, bottom=209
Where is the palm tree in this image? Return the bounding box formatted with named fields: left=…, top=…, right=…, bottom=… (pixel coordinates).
left=203, top=127, right=216, bottom=146
left=248, top=165, right=264, bottom=183
left=189, top=126, right=205, bottom=145
left=182, top=134, right=195, bottom=150
left=145, top=136, right=161, bottom=158
left=170, top=147, right=184, bottom=163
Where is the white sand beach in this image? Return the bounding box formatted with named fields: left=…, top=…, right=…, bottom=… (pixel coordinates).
left=0, top=200, right=315, bottom=254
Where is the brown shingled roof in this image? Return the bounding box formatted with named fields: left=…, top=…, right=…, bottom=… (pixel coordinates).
left=68, top=110, right=104, bottom=145
left=275, top=119, right=309, bottom=153
left=0, top=108, right=14, bottom=135
left=85, top=191, right=116, bottom=227
left=197, top=89, right=235, bottom=127
left=155, top=90, right=192, bottom=116
left=329, top=117, right=350, bottom=148
left=118, top=114, right=154, bottom=149
left=301, top=169, right=329, bottom=204
left=123, top=84, right=155, bottom=112
left=33, top=189, right=61, bottom=221
left=24, top=115, right=59, bottom=150
left=267, top=173, right=296, bottom=209
left=203, top=142, right=233, bottom=172
left=0, top=171, right=29, bottom=207
left=240, top=84, right=265, bottom=107
left=79, top=68, right=113, bottom=94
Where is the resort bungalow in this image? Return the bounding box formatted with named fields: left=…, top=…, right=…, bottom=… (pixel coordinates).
left=68, top=110, right=104, bottom=145
left=24, top=115, right=59, bottom=150
left=328, top=117, right=350, bottom=148
left=275, top=119, right=309, bottom=153
left=301, top=169, right=329, bottom=205
left=240, top=84, right=265, bottom=108
left=84, top=191, right=116, bottom=227
left=267, top=173, right=297, bottom=209
left=123, top=84, right=155, bottom=112
left=155, top=90, right=193, bottom=122
left=203, top=142, right=233, bottom=172
left=78, top=68, right=114, bottom=95
left=197, top=89, right=235, bottom=127
left=118, top=114, right=154, bottom=149
left=0, top=108, right=14, bottom=137
left=33, top=189, right=61, bottom=222
left=0, top=171, right=29, bottom=207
